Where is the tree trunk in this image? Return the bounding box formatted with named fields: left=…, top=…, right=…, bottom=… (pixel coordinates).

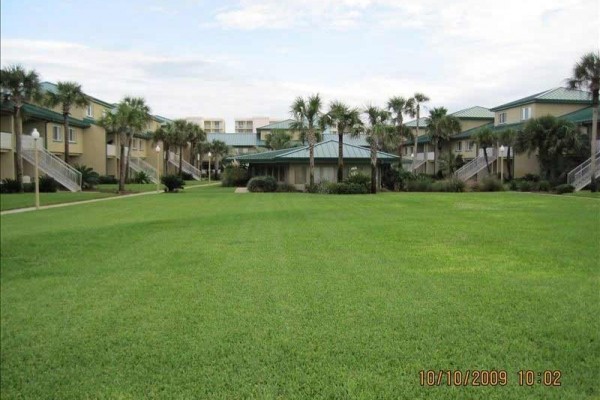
left=337, top=131, right=344, bottom=182
left=412, top=106, right=420, bottom=171
left=164, top=144, right=169, bottom=175
left=507, top=147, right=513, bottom=180
left=433, top=144, right=437, bottom=175
left=483, top=147, right=491, bottom=173
left=448, top=145, right=453, bottom=174
left=118, top=134, right=127, bottom=192
left=590, top=90, right=598, bottom=192
left=370, top=143, right=377, bottom=194
left=309, top=130, right=315, bottom=186
left=63, top=111, right=70, bottom=163
left=125, top=136, right=133, bottom=181
left=14, top=106, right=24, bottom=193
left=179, top=146, right=183, bottom=175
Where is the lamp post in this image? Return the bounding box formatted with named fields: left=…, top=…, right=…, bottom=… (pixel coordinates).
left=197, top=153, right=200, bottom=178
left=155, top=145, right=161, bottom=192
left=499, top=145, right=505, bottom=183
left=208, top=152, right=212, bottom=182
left=31, top=129, right=40, bottom=209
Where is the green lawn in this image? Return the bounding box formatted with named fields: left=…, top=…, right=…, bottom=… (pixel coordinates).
left=1, top=189, right=598, bottom=399
left=96, top=179, right=211, bottom=193
left=566, top=190, right=600, bottom=198
left=0, top=191, right=117, bottom=211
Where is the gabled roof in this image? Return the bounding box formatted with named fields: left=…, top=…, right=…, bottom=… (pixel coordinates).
left=41, top=81, right=115, bottom=109
left=230, top=139, right=398, bottom=163
left=404, top=106, right=494, bottom=127
left=256, top=119, right=296, bottom=130
left=1, top=102, right=92, bottom=128
left=559, top=106, right=594, bottom=124
left=490, top=87, right=592, bottom=111
left=207, top=133, right=257, bottom=146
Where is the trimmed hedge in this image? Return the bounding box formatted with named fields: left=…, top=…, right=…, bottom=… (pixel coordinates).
left=479, top=176, right=504, bottom=192
left=222, top=166, right=249, bottom=187
left=247, top=176, right=278, bottom=192
left=161, top=175, right=185, bottom=192
left=431, top=178, right=466, bottom=193
left=555, top=184, right=574, bottom=194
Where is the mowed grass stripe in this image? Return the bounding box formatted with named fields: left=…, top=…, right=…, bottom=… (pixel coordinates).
left=1, top=188, right=598, bottom=399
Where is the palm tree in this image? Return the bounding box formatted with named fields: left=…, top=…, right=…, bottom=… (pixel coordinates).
left=195, top=141, right=209, bottom=172
left=266, top=129, right=292, bottom=150
left=291, top=94, right=322, bottom=185
left=405, top=93, right=430, bottom=171
left=363, top=106, right=391, bottom=193
left=99, top=103, right=130, bottom=192
left=0, top=65, right=42, bottom=192
left=474, top=127, right=495, bottom=174
left=426, top=107, right=461, bottom=175
left=122, top=97, right=151, bottom=181
left=322, top=101, right=362, bottom=182
left=567, top=51, right=599, bottom=191
left=498, top=128, right=517, bottom=180
left=387, top=96, right=411, bottom=159
left=152, top=123, right=177, bottom=175
left=45, top=81, right=89, bottom=163
left=187, top=122, right=205, bottom=167
left=171, top=119, right=190, bottom=176
left=208, top=139, right=229, bottom=178
left=516, top=115, right=581, bottom=182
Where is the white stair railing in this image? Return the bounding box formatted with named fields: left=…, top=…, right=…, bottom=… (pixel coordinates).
left=567, top=150, right=600, bottom=192
left=129, top=157, right=159, bottom=183
left=454, top=148, right=497, bottom=182
left=21, top=135, right=82, bottom=192
left=410, top=158, right=427, bottom=171
left=168, top=151, right=201, bottom=180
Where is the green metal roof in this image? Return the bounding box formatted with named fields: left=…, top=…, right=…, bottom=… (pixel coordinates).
left=256, top=119, right=296, bottom=130
left=404, top=106, right=493, bottom=127
left=322, top=133, right=368, bottom=146
left=230, top=139, right=398, bottom=163
left=559, top=106, right=594, bottom=124
left=20, top=103, right=91, bottom=128
left=207, top=133, right=257, bottom=146
left=41, top=81, right=116, bottom=109
left=490, top=87, right=592, bottom=111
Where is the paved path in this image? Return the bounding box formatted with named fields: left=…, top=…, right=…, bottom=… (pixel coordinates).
left=0, top=183, right=220, bottom=216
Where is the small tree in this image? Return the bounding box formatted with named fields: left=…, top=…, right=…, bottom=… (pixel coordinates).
left=474, top=127, right=495, bottom=174
left=208, top=140, right=229, bottom=178
left=363, top=106, right=391, bottom=193
left=498, top=128, right=517, bottom=180
left=291, top=94, right=323, bottom=185
left=266, top=129, right=292, bottom=150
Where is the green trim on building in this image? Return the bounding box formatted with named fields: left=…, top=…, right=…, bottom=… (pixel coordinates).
left=16, top=103, right=91, bottom=128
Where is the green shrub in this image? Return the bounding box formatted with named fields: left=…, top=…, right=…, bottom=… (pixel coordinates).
left=555, top=184, right=574, bottom=194
left=39, top=176, right=58, bottom=192
left=221, top=166, right=249, bottom=187
left=247, top=176, right=277, bottom=192
left=276, top=183, right=297, bottom=192
left=508, top=180, right=518, bottom=191
left=523, top=173, right=540, bottom=182
left=161, top=174, right=185, bottom=192
left=344, top=172, right=370, bottom=192
left=431, top=178, right=466, bottom=192
left=324, top=182, right=369, bottom=194
left=23, top=183, right=35, bottom=193
left=0, top=178, right=21, bottom=193
left=133, top=171, right=151, bottom=184
left=98, top=175, right=118, bottom=184
left=479, top=176, right=504, bottom=192
left=406, top=175, right=433, bottom=192
left=538, top=180, right=551, bottom=192
left=74, top=164, right=100, bottom=189
left=519, top=181, right=532, bottom=192
left=180, top=172, right=194, bottom=181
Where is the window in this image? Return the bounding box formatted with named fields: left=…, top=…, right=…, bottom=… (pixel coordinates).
left=68, top=128, right=76, bottom=143
left=467, top=141, right=475, bottom=151
left=498, top=112, right=507, bottom=124
left=521, top=107, right=531, bottom=120
left=455, top=141, right=462, bottom=152
left=86, top=103, right=93, bottom=118
left=52, top=126, right=62, bottom=141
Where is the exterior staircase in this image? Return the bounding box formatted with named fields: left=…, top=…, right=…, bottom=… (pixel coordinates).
left=21, top=135, right=82, bottom=192
left=410, top=158, right=426, bottom=171
left=567, top=149, right=600, bottom=191
left=168, top=151, right=201, bottom=180
left=454, top=148, right=497, bottom=181
left=129, top=157, right=159, bottom=184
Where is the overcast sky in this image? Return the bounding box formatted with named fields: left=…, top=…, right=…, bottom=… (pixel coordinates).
left=1, top=0, right=599, bottom=129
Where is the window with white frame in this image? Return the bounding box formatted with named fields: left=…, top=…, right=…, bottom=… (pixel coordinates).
left=68, top=128, right=76, bottom=143
left=86, top=103, right=94, bottom=117
left=467, top=141, right=474, bottom=151
left=455, top=141, right=462, bottom=152
left=52, top=126, right=62, bottom=141
left=521, top=107, right=532, bottom=120
left=498, top=112, right=507, bottom=124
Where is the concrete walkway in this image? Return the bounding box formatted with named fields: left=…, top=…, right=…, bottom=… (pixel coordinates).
left=0, top=182, right=220, bottom=216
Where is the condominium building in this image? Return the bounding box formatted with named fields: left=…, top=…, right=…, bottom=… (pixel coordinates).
left=234, top=117, right=273, bottom=134
left=185, top=117, right=226, bottom=133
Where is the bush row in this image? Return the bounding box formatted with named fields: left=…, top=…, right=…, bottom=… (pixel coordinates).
left=1, top=176, right=59, bottom=193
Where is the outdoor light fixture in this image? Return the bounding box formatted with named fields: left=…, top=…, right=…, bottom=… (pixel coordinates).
left=499, top=145, right=505, bottom=184
left=31, top=129, right=41, bottom=210
left=155, top=145, right=161, bottom=193
left=208, top=152, right=212, bottom=182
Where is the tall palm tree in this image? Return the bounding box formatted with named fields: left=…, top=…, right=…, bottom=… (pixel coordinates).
left=99, top=102, right=130, bottom=192
left=406, top=93, right=430, bottom=171
left=363, top=106, right=391, bottom=193
left=291, top=94, right=322, bottom=185
left=474, top=127, right=495, bottom=174
left=122, top=97, right=151, bottom=181
left=322, top=101, right=362, bottom=182
left=172, top=119, right=190, bottom=176
left=195, top=140, right=209, bottom=172
left=208, top=139, right=229, bottom=178
left=152, top=123, right=177, bottom=175
left=567, top=51, right=599, bottom=191
left=426, top=107, right=461, bottom=175
left=45, top=81, right=89, bottom=163
left=387, top=96, right=411, bottom=159
left=498, top=128, right=517, bottom=180
left=0, top=65, right=42, bottom=192
left=187, top=122, right=205, bottom=167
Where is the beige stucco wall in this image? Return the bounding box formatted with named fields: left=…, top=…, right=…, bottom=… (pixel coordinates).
left=459, top=119, right=490, bottom=132
left=80, top=124, right=107, bottom=174
left=495, top=102, right=589, bottom=126
left=1, top=115, right=14, bottom=133
left=0, top=151, right=14, bottom=179
left=46, top=123, right=84, bottom=155
left=513, top=152, right=540, bottom=178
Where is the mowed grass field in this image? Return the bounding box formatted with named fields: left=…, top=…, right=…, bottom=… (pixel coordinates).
left=1, top=187, right=598, bottom=399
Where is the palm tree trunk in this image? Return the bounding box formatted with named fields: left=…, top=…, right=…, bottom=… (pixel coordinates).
left=308, top=130, right=315, bottom=186
left=433, top=145, right=437, bottom=175
left=448, top=145, right=453, bottom=174
left=63, top=112, right=70, bottom=163
left=337, top=132, right=344, bottom=182
left=590, top=90, right=598, bottom=192
left=164, top=144, right=169, bottom=175
left=179, top=146, right=183, bottom=175
left=507, top=147, right=513, bottom=180
left=412, top=107, right=420, bottom=171
left=118, top=134, right=127, bottom=192
left=125, top=136, right=133, bottom=181
left=370, top=143, right=377, bottom=194
left=483, top=147, right=491, bottom=173
left=13, top=106, right=24, bottom=193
